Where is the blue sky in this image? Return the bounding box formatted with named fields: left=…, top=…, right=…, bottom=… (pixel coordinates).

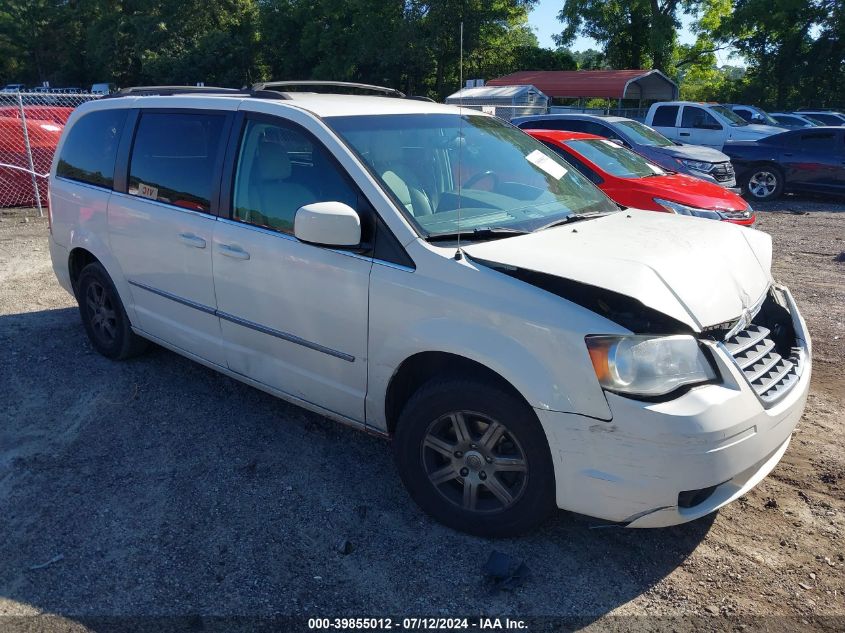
left=527, top=0, right=733, bottom=64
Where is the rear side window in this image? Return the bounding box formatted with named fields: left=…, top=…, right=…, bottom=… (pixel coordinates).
left=580, top=121, right=619, bottom=139
left=796, top=131, right=836, bottom=150
left=518, top=118, right=577, bottom=131
left=810, top=113, right=844, bottom=125
left=651, top=105, right=679, bottom=127
left=128, top=111, right=226, bottom=212
left=56, top=109, right=127, bottom=188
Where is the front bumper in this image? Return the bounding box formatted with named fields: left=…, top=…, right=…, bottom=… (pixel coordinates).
left=537, top=288, right=811, bottom=527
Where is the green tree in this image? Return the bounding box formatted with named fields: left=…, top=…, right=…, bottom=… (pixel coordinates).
left=555, top=0, right=700, bottom=71
left=709, top=0, right=836, bottom=109
left=571, top=48, right=608, bottom=69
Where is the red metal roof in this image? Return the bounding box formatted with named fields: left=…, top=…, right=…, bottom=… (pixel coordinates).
left=487, top=70, right=678, bottom=100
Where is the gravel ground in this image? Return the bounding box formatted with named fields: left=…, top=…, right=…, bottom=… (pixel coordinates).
left=0, top=202, right=843, bottom=631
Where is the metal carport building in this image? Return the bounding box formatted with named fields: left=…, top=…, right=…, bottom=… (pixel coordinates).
left=487, top=69, right=679, bottom=105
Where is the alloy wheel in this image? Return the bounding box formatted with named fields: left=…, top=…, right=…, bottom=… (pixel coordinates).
left=421, top=411, right=529, bottom=513
left=85, top=280, right=118, bottom=344
left=748, top=170, right=778, bottom=198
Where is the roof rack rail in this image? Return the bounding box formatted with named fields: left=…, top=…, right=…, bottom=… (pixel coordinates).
left=103, top=85, right=292, bottom=100
left=252, top=80, right=406, bottom=98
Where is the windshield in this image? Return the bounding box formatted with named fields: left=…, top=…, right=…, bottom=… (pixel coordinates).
left=711, top=105, right=749, bottom=127
left=810, top=112, right=845, bottom=125
left=755, top=109, right=782, bottom=126
left=326, top=113, right=617, bottom=237
left=565, top=139, right=666, bottom=178
left=615, top=120, right=675, bottom=147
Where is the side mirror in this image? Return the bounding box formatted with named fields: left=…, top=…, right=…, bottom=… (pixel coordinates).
left=294, top=201, right=361, bottom=247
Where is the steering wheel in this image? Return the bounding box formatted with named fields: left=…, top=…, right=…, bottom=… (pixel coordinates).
left=463, top=170, right=500, bottom=190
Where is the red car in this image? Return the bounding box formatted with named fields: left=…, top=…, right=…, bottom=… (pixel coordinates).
left=0, top=106, right=72, bottom=207
left=526, top=130, right=755, bottom=226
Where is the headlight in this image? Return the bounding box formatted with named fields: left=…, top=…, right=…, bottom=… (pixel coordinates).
left=585, top=335, right=716, bottom=397
left=678, top=159, right=714, bottom=172
left=654, top=197, right=722, bottom=220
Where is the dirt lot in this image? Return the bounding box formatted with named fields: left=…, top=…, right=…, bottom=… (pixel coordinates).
left=0, top=199, right=843, bottom=631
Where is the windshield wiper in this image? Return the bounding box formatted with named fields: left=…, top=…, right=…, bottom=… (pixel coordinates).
left=426, top=227, right=530, bottom=242
left=535, top=212, right=608, bottom=232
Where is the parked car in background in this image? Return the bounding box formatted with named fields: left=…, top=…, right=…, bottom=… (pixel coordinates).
left=794, top=110, right=845, bottom=126
left=0, top=105, right=73, bottom=125
left=0, top=106, right=66, bottom=206
left=645, top=101, right=784, bottom=149
left=47, top=85, right=811, bottom=535
left=526, top=130, right=754, bottom=225
left=722, top=127, right=845, bottom=201
left=769, top=112, right=825, bottom=128
left=512, top=113, right=737, bottom=189
left=724, top=104, right=783, bottom=127
left=91, top=83, right=117, bottom=95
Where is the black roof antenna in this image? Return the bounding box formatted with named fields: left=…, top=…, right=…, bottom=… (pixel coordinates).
left=455, top=21, right=465, bottom=261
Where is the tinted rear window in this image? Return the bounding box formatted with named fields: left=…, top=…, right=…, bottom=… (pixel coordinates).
left=651, top=105, right=679, bottom=127
left=56, top=109, right=128, bottom=188
left=796, top=131, right=837, bottom=150
left=128, top=111, right=226, bottom=212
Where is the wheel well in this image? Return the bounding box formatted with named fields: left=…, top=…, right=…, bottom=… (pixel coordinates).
left=68, top=248, right=99, bottom=294
left=747, top=161, right=783, bottom=176
left=384, top=352, right=529, bottom=435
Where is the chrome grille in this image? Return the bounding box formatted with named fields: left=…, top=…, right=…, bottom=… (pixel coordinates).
left=724, top=323, right=801, bottom=404
left=712, top=162, right=735, bottom=182
left=719, top=208, right=752, bottom=220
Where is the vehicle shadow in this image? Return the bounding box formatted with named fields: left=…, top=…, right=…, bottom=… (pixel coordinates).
left=0, top=307, right=715, bottom=625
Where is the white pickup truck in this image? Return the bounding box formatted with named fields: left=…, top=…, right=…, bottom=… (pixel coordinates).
left=644, top=101, right=784, bottom=149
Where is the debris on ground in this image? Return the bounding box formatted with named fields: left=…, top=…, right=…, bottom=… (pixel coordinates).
left=483, top=550, right=529, bottom=593
left=28, top=554, right=64, bottom=571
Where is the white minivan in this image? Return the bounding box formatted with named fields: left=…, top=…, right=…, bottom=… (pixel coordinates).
left=645, top=101, right=785, bottom=149
left=48, top=84, right=811, bottom=536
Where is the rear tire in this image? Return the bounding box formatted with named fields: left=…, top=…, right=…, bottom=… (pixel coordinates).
left=76, top=262, right=148, bottom=360
left=393, top=378, right=556, bottom=537
left=742, top=164, right=784, bottom=201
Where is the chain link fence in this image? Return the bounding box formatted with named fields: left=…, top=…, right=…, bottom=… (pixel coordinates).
left=0, top=91, right=100, bottom=215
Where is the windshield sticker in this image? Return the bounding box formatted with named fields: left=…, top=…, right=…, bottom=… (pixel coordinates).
left=526, top=150, right=567, bottom=180
left=600, top=139, right=619, bottom=147
left=646, top=163, right=664, bottom=174
left=137, top=182, right=159, bottom=200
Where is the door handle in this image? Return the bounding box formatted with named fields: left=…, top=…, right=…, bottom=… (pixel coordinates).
left=679, top=132, right=690, bottom=137
left=219, top=243, right=250, bottom=260
left=177, top=232, right=206, bottom=249
left=783, top=153, right=794, bottom=157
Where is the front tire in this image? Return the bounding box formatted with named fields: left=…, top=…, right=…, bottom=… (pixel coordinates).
left=743, top=165, right=784, bottom=201
left=76, top=262, right=148, bottom=360
left=393, top=378, right=556, bottom=537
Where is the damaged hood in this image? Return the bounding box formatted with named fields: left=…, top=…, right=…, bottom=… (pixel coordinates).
left=463, top=210, right=772, bottom=331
